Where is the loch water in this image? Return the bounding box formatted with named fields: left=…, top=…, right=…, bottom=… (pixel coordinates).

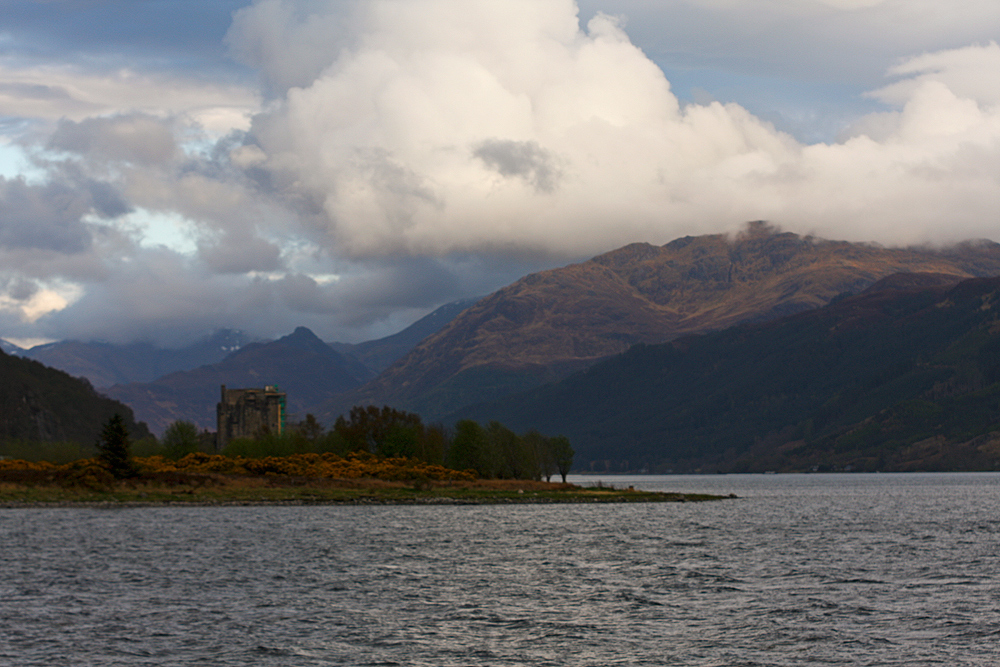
left=2, top=473, right=999, bottom=666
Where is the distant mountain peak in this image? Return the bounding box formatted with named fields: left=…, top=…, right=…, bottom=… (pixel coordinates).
left=276, top=327, right=331, bottom=353
left=286, top=326, right=320, bottom=340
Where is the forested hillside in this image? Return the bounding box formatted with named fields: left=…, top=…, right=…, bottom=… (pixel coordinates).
left=0, top=350, right=150, bottom=457
left=457, top=273, right=1000, bottom=473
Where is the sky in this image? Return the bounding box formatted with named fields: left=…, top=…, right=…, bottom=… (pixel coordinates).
left=0, top=0, right=998, bottom=348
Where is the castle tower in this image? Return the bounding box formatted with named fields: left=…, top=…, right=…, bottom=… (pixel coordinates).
left=216, top=384, right=286, bottom=450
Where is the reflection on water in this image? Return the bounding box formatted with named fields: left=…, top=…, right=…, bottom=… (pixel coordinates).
left=2, top=473, right=999, bottom=666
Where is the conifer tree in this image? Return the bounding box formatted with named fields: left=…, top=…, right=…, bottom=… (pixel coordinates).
left=97, top=414, right=136, bottom=479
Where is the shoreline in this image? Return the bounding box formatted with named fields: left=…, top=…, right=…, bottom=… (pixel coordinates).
left=0, top=461, right=735, bottom=506
left=0, top=491, right=734, bottom=508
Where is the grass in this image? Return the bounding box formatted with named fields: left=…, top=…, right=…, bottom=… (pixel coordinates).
left=0, top=470, right=732, bottom=505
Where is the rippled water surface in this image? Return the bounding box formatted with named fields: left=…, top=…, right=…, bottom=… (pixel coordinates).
left=2, top=473, right=1000, bottom=666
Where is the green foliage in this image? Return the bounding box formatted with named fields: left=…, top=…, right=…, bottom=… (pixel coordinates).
left=333, top=405, right=444, bottom=464
left=312, top=430, right=354, bottom=456
left=486, top=421, right=539, bottom=479
left=96, top=414, right=136, bottom=479
left=523, top=430, right=555, bottom=481
left=131, top=435, right=163, bottom=458
left=296, top=413, right=325, bottom=442
left=550, top=436, right=574, bottom=483
left=442, top=418, right=570, bottom=479
left=162, top=421, right=201, bottom=459
left=219, top=426, right=357, bottom=459
left=446, top=420, right=487, bottom=475
left=421, top=424, right=448, bottom=466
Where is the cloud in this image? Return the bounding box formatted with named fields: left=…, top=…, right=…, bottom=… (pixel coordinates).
left=199, top=232, right=284, bottom=274
left=473, top=140, right=561, bottom=193
left=227, top=0, right=1000, bottom=257
left=0, top=61, right=260, bottom=136
left=576, top=1, right=1000, bottom=85
left=871, top=41, right=1000, bottom=107
left=0, top=176, right=95, bottom=252
left=14, top=243, right=475, bottom=346
left=48, top=115, right=178, bottom=165
left=3, top=0, right=1000, bottom=348
left=227, top=0, right=363, bottom=95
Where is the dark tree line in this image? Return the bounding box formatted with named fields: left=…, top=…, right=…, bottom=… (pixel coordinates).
left=446, top=420, right=574, bottom=482
left=330, top=407, right=574, bottom=480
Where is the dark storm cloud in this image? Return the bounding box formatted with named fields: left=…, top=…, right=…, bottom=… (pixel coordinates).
left=25, top=248, right=471, bottom=346
left=337, top=256, right=460, bottom=310
left=36, top=247, right=236, bottom=347
left=48, top=115, right=177, bottom=165
left=473, top=140, right=561, bottom=193
left=198, top=233, right=283, bottom=274
left=86, top=180, right=131, bottom=219
left=0, top=177, right=93, bottom=252
left=7, top=277, right=38, bottom=302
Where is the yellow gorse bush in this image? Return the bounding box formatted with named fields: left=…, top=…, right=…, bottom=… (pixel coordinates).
left=0, top=459, right=57, bottom=472
left=1, top=451, right=476, bottom=481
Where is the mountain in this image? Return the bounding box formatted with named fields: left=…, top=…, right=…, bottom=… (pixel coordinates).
left=16, top=299, right=473, bottom=395
left=330, top=298, right=480, bottom=374
left=22, top=329, right=256, bottom=388
left=0, top=339, right=24, bottom=356
left=457, top=272, right=1000, bottom=473
left=324, top=223, right=1000, bottom=422
left=104, top=327, right=367, bottom=436
left=0, top=350, right=150, bottom=448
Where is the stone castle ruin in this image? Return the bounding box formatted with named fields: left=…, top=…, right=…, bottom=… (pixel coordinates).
left=216, top=384, right=286, bottom=450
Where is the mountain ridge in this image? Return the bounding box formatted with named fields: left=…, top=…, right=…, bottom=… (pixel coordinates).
left=329, top=298, right=480, bottom=374
left=21, top=329, right=256, bottom=388
left=324, top=224, right=1000, bottom=421
left=104, top=327, right=365, bottom=436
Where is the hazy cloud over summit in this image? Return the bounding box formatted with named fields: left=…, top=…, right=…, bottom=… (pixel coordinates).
left=0, top=0, right=998, bottom=346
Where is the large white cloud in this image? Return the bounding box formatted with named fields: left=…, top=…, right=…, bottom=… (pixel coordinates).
left=228, top=0, right=1000, bottom=256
